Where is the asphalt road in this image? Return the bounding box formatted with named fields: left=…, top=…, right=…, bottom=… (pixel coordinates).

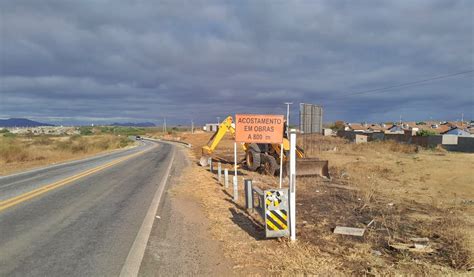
left=0, top=140, right=175, bottom=276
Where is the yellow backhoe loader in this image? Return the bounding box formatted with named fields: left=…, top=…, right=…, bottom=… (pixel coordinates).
left=200, top=116, right=330, bottom=178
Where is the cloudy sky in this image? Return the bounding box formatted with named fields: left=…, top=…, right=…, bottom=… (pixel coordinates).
left=0, top=0, right=473, bottom=125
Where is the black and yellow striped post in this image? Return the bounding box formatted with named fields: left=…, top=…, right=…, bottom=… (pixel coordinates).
left=264, top=189, right=289, bottom=238
left=265, top=209, right=288, bottom=232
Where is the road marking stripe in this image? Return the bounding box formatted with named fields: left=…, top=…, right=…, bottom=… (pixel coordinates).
left=120, top=146, right=176, bottom=277
left=0, top=148, right=150, bottom=213
left=0, top=161, right=115, bottom=207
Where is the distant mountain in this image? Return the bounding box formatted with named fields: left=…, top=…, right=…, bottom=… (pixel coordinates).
left=110, top=122, right=156, bottom=127
left=0, top=118, right=55, bottom=127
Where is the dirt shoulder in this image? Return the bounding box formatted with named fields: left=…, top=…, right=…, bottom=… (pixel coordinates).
left=138, top=145, right=235, bottom=276
left=141, top=137, right=337, bottom=275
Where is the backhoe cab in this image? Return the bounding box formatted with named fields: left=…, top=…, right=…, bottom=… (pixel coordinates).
left=200, top=116, right=330, bottom=179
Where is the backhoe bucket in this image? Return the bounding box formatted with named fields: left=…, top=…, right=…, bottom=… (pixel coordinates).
left=200, top=155, right=210, bottom=167
left=296, top=158, right=330, bottom=179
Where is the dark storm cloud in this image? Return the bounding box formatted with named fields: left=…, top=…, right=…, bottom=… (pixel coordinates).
left=0, top=0, right=472, bottom=125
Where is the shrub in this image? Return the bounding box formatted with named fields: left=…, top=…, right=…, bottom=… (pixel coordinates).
left=417, top=129, right=437, bottom=136
left=119, top=137, right=131, bottom=147
left=79, top=126, right=93, bottom=135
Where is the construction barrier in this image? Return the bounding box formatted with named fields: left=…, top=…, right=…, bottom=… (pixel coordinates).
left=245, top=180, right=289, bottom=238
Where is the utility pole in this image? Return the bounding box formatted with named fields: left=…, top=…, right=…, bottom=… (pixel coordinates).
left=461, top=113, right=464, bottom=126
left=163, top=118, right=167, bottom=133
left=191, top=119, right=194, bottom=134
left=284, top=102, right=293, bottom=136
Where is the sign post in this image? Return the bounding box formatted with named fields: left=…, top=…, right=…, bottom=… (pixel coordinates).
left=234, top=142, right=238, bottom=201
left=224, top=168, right=229, bottom=188
left=279, top=143, right=283, bottom=188
left=289, top=130, right=297, bottom=241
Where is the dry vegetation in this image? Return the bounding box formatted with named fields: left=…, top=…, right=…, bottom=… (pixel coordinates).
left=175, top=132, right=473, bottom=275
left=0, top=134, right=134, bottom=175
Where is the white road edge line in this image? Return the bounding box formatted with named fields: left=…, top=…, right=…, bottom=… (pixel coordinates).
left=119, top=145, right=176, bottom=277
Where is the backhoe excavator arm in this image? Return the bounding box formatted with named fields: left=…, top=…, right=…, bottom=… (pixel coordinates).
left=202, top=116, right=235, bottom=155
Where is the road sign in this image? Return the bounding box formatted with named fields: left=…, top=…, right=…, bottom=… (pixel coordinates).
left=235, top=114, right=284, bottom=144
left=300, top=103, right=323, bottom=134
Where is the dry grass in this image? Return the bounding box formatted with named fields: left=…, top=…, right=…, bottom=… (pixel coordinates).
left=300, top=135, right=473, bottom=273
left=0, top=134, right=134, bottom=175
left=349, top=140, right=418, bottom=154
left=171, top=149, right=339, bottom=275
left=178, top=132, right=473, bottom=275
left=298, top=133, right=420, bottom=156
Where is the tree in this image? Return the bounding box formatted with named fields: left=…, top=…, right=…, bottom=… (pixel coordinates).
left=330, top=120, right=345, bottom=131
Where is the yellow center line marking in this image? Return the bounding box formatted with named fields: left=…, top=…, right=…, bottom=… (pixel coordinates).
left=0, top=148, right=151, bottom=213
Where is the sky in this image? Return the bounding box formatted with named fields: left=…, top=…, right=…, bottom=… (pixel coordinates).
left=0, top=0, right=473, bottom=126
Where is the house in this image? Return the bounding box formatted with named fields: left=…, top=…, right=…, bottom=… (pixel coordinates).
left=322, top=128, right=334, bottom=136
left=433, top=124, right=452, bottom=134
left=368, top=123, right=387, bottom=132
left=203, top=123, right=219, bottom=132
left=442, top=127, right=472, bottom=136
left=446, top=121, right=464, bottom=129
left=345, top=123, right=368, bottom=132
left=386, top=125, right=404, bottom=134
left=409, top=121, right=451, bottom=134
left=355, top=134, right=368, bottom=144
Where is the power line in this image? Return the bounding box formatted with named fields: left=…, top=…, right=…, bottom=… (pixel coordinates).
left=338, top=69, right=474, bottom=98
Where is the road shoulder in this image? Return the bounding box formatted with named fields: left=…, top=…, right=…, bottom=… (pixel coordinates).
left=138, top=146, right=233, bottom=276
